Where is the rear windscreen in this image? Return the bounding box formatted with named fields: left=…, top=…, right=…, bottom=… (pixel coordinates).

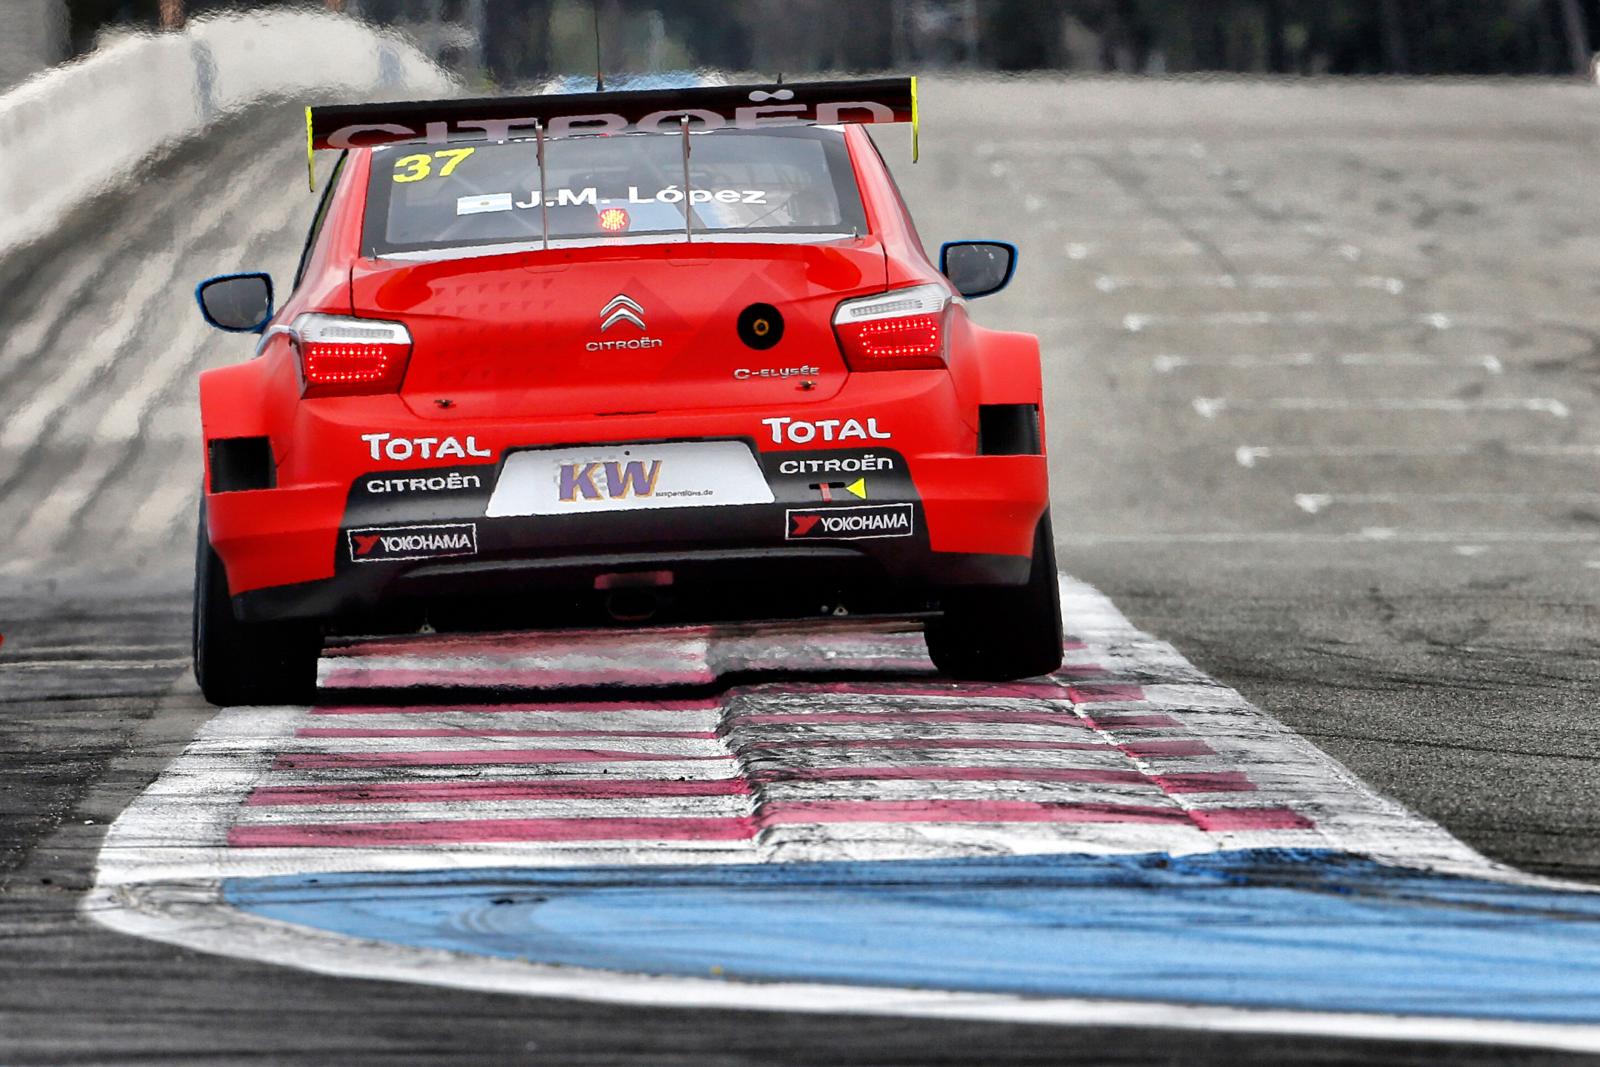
left=362, top=126, right=868, bottom=256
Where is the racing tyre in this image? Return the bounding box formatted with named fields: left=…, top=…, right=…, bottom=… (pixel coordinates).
left=193, top=503, right=320, bottom=706
left=924, top=514, right=1064, bottom=681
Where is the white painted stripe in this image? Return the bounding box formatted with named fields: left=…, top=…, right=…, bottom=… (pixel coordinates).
left=733, top=722, right=1109, bottom=743
left=751, top=779, right=1168, bottom=803
left=1294, top=492, right=1600, bottom=515
left=10, top=644, right=187, bottom=656
left=1236, top=443, right=1600, bottom=467
left=754, top=822, right=1224, bottom=860
left=1337, top=351, right=1502, bottom=372
left=261, top=761, right=748, bottom=787
left=320, top=647, right=712, bottom=675
left=1098, top=274, right=1403, bottom=294
left=126, top=477, right=201, bottom=541
left=1063, top=240, right=1366, bottom=260
left=269, top=735, right=730, bottom=756
left=1062, top=530, right=1600, bottom=546
left=232, top=797, right=757, bottom=824
left=301, top=711, right=724, bottom=732
left=744, top=750, right=1136, bottom=772
left=0, top=255, right=114, bottom=377
left=1156, top=352, right=1501, bottom=374
left=1, top=657, right=190, bottom=671
left=1193, top=396, right=1569, bottom=419
left=1123, top=311, right=1500, bottom=332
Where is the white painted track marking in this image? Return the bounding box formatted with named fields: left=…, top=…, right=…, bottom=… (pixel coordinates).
left=1235, top=443, right=1600, bottom=467
left=1062, top=530, right=1600, bottom=546
left=1124, top=311, right=1500, bottom=331
left=1098, top=274, right=1404, bottom=294
left=1157, top=352, right=1502, bottom=374
left=1294, top=492, right=1600, bottom=515
left=1065, top=239, right=1366, bottom=260
left=1193, top=396, right=1569, bottom=419
left=83, top=576, right=1600, bottom=1052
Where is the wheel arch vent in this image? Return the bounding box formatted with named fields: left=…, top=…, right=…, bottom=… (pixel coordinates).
left=208, top=437, right=276, bottom=493
left=977, top=404, right=1041, bottom=456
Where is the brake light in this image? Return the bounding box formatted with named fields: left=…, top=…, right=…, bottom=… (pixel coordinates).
left=291, top=313, right=412, bottom=398
left=598, top=206, right=631, bottom=233
left=832, top=283, right=950, bottom=371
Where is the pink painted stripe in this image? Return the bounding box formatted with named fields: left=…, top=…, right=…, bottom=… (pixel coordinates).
left=320, top=668, right=714, bottom=689
left=747, top=737, right=1111, bottom=753
left=272, top=749, right=735, bottom=770
left=1186, top=807, right=1314, bottom=831
left=751, top=765, right=1148, bottom=786
left=1149, top=771, right=1257, bottom=794
left=1119, top=740, right=1216, bottom=758
left=1066, top=684, right=1145, bottom=703
left=295, top=727, right=719, bottom=740
left=738, top=710, right=1091, bottom=729
left=1084, top=714, right=1183, bottom=730
left=1056, top=663, right=1108, bottom=679
left=230, top=816, right=752, bottom=848
left=310, top=699, right=722, bottom=715
left=247, top=777, right=751, bottom=806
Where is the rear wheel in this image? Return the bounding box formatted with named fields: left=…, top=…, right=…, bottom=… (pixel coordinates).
left=924, top=514, right=1064, bottom=681
left=193, top=502, right=319, bottom=706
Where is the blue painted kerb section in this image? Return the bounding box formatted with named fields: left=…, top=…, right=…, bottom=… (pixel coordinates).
left=224, top=849, right=1600, bottom=1023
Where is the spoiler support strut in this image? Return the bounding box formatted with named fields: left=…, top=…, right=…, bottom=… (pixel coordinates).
left=680, top=115, right=692, bottom=244
left=536, top=120, right=549, bottom=250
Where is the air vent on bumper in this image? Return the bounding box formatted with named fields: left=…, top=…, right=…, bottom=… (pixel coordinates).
left=208, top=437, right=276, bottom=493
left=977, top=404, right=1042, bottom=456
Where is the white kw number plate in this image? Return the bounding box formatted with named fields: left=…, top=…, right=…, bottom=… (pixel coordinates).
left=486, top=441, right=774, bottom=517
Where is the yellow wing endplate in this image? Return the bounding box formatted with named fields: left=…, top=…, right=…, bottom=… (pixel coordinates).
left=911, top=75, right=919, bottom=163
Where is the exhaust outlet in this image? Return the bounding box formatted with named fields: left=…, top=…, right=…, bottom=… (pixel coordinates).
left=605, top=589, right=659, bottom=623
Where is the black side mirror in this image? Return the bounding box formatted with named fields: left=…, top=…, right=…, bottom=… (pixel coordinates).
left=939, top=241, right=1017, bottom=299
left=196, top=273, right=274, bottom=333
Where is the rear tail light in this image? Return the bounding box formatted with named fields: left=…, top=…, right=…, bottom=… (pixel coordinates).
left=291, top=314, right=412, bottom=398
left=832, top=283, right=951, bottom=371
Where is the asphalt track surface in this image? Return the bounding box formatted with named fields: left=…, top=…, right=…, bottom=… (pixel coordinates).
left=3, top=78, right=1600, bottom=1064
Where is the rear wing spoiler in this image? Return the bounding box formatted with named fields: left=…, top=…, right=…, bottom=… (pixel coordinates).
left=304, top=76, right=918, bottom=191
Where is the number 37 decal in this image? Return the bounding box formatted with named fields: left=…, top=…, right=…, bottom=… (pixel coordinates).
left=392, top=147, right=476, bottom=183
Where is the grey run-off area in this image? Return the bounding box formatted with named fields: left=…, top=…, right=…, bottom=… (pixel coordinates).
left=1, top=77, right=1599, bottom=1063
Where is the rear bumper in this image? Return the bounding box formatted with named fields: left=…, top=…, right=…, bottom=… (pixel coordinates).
left=206, top=365, right=1049, bottom=626
left=213, top=445, right=1047, bottom=626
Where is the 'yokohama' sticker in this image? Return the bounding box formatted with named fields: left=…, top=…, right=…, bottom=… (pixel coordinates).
left=348, top=524, right=478, bottom=563
left=785, top=504, right=913, bottom=541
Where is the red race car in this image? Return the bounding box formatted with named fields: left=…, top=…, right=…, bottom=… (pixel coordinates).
left=191, top=79, right=1060, bottom=705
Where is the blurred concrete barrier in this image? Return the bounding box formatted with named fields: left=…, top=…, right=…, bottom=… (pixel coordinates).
left=0, top=10, right=454, bottom=256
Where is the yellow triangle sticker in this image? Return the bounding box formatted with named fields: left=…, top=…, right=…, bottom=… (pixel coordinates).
left=845, top=478, right=867, bottom=500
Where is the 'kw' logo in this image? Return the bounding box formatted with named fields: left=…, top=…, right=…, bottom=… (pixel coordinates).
left=600, top=294, right=646, bottom=332
left=560, top=460, right=663, bottom=502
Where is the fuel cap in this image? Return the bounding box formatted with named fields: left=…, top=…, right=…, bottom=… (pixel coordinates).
left=737, top=303, right=784, bottom=350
